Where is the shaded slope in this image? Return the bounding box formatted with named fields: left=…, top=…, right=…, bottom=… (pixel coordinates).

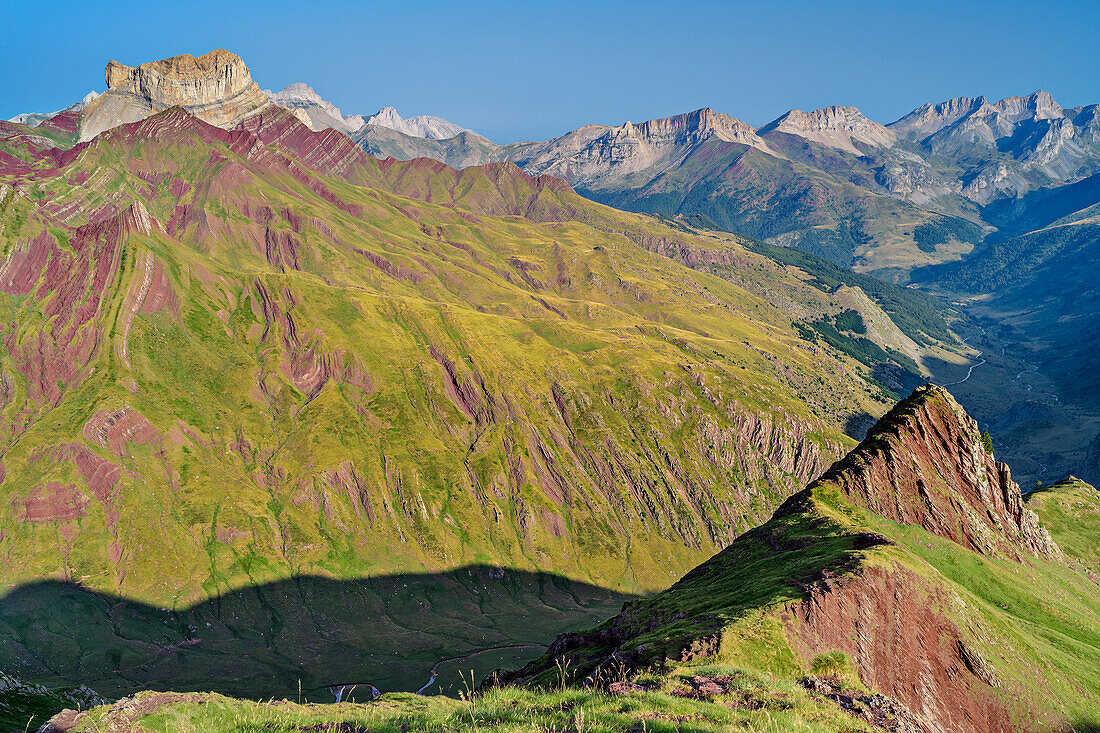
left=0, top=568, right=631, bottom=702
left=0, top=671, right=103, bottom=733
left=503, top=386, right=1099, bottom=732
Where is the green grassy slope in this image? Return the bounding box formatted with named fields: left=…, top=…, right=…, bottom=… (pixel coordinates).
left=1027, top=477, right=1100, bottom=575
left=50, top=386, right=1100, bottom=733
left=0, top=109, right=896, bottom=702
left=500, top=386, right=1100, bottom=731
left=55, top=675, right=895, bottom=733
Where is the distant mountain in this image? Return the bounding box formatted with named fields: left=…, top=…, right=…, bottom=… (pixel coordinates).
left=889, top=91, right=1100, bottom=203
left=362, top=106, right=469, bottom=140
left=7, top=91, right=100, bottom=128
left=758, top=105, right=897, bottom=154
left=333, top=92, right=1099, bottom=281
left=336, top=106, right=987, bottom=278
left=263, top=82, right=363, bottom=133
left=263, top=83, right=472, bottom=144
left=351, top=124, right=503, bottom=168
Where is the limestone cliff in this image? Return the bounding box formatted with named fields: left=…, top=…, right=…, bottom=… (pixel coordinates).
left=759, top=105, right=896, bottom=155
left=78, top=50, right=270, bottom=141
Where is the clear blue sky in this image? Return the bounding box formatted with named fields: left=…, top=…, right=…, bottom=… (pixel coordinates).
left=2, top=0, right=1098, bottom=143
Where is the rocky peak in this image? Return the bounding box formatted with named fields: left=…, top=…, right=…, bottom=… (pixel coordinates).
left=992, top=89, right=1063, bottom=121
left=892, top=90, right=1068, bottom=141
left=888, top=96, right=987, bottom=139
left=809, top=384, right=1061, bottom=561
left=263, top=82, right=361, bottom=133
left=633, top=107, right=763, bottom=146
left=363, top=107, right=469, bottom=140
left=594, top=108, right=769, bottom=159
left=760, top=105, right=895, bottom=154
left=78, top=50, right=270, bottom=142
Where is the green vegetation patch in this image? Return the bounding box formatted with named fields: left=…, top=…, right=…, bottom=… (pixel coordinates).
left=1027, top=477, right=1100, bottom=575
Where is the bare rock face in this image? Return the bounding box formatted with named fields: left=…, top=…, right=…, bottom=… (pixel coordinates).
left=889, top=91, right=1100, bottom=203
left=513, top=107, right=772, bottom=189
left=813, top=384, right=1061, bottom=561
left=760, top=105, right=896, bottom=154
left=363, top=106, right=469, bottom=140
left=78, top=50, right=270, bottom=142
left=264, top=82, right=367, bottom=134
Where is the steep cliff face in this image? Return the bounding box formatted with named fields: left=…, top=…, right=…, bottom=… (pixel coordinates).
left=889, top=91, right=1100, bottom=203
left=813, top=384, right=1061, bottom=561
left=78, top=50, right=270, bottom=142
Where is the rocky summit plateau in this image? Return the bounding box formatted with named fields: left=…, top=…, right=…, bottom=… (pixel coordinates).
left=1, top=44, right=1098, bottom=733
left=77, top=49, right=270, bottom=141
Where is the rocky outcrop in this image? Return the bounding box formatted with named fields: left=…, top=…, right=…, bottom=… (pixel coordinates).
left=782, top=563, right=1012, bottom=733
left=78, top=50, right=270, bottom=142
left=512, top=107, right=772, bottom=188
left=810, top=384, right=1061, bottom=561
left=0, top=670, right=105, bottom=732
left=759, top=105, right=896, bottom=154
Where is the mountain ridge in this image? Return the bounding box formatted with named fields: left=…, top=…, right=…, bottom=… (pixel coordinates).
left=497, top=385, right=1099, bottom=732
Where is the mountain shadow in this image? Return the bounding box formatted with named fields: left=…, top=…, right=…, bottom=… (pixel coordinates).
left=0, top=566, right=636, bottom=702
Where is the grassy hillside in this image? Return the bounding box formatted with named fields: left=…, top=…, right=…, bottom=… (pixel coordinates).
left=1027, top=477, right=1100, bottom=575
left=0, top=108, right=898, bottom=702
left=49, top=676, right=896, bottom=733
left=48, top=387, right=1100, bottom=732
left=498, top=387, right=1100, bottom=731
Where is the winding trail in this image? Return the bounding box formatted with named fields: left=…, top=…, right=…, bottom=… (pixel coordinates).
left=323, top=642, right=548, bottom=702
left=939, top=326, right=988, bottom=388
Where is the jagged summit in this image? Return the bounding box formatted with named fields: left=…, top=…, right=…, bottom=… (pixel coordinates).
left=890, top=89, right=1066, bottom=139
left=362, top=106, right=469, bottom=140
left=263, top=82, right=365, bottom=133
left=78, top=49, right=270, bottom=142
left=609, top=107, right=764, bottom=147
left=804, top=384, right=1060, bottom=560
left=759, top=105, right=896, bottom=154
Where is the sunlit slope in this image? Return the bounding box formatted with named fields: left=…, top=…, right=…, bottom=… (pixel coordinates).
left=0, top=108, right=882, bottom=611
left=1027, top=476, right=1100, bottom=575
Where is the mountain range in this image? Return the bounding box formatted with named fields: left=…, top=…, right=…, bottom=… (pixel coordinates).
left=2, top=49, right=1098, bottom=733
left=247, top=85, right=1100, bottom=280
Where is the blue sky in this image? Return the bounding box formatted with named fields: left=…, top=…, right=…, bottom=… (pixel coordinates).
left=2, top=0, right=1098, bottom=142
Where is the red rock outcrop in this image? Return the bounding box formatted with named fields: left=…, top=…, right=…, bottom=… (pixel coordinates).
left=810, top=384, right=1061, bottom=562
left=782, top=563, right=1013, bottom=733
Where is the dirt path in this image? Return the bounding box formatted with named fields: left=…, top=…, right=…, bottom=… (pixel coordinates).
left=324, top=642, right=548, bottom=701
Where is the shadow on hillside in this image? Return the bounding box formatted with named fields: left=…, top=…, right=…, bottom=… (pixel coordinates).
left=843, top=411, right=876, bottom=441
left=1064, top=722, right=1100, bottom=733
left=0, top=566, right=636, bottom=702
